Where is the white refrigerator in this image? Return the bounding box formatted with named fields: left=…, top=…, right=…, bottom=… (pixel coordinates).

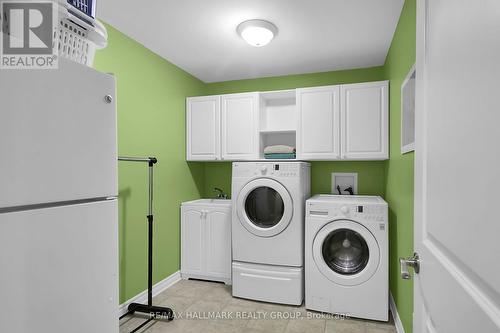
left=0, top=59, right=119, bottom=333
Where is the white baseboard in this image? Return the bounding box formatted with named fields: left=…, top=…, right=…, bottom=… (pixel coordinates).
left=390, top=293, right=406, bottom=333
left=118, top=270, right=181, bottom=317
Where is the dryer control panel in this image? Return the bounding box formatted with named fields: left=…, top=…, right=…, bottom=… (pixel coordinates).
left=233, top=162, right=308, bottom=178
left=265, top=163, right=299, bottom=177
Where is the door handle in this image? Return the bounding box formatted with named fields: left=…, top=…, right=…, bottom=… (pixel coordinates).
left=399, top=252, right=420, bottom=280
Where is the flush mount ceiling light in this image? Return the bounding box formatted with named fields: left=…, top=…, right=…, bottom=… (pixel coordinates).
left=237, top=19, right=278, bottom=47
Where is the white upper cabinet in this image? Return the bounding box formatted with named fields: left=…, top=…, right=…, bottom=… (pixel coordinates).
left=341, top=81, right=388, bottom=160
left=186, top=96, right=220, bottom=161
left=186, top=81, right=388, bottom=162
left=296, top=86, right=341, bottom=160
left=221, top=93, right=259, bottom=160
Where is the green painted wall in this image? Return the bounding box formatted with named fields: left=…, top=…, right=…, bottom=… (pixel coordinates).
left=204, top=161, right=386, bottom=199
left=93, top=24, right=206, bottom=303
left=204, top=4, right=417, bottom=330
left=92, top=4, right=416, bottom=327
left=206, top=67, right=385, bottom=95
left=383, top=0, right=416, bottom=332
left=203, top=67, right=387, bottom=198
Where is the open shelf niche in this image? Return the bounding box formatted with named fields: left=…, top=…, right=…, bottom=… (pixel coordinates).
left=259, top=90, right=297, bottom=159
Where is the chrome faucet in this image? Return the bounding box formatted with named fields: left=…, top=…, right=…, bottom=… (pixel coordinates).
left=213, top=187, right=228, bottom=199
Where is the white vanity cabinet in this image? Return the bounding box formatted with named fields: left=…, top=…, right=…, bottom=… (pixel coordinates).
left=186, top=96, right=220, bottom=161
left=221, top=92, right=260, bottom=160
left=296, top=85, right=341, bottom=160
left=181, top=199, right=231, bottom=284
left=340, top=81, right=388, bottom=160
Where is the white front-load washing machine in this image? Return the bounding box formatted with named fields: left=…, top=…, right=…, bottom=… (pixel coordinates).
left=231, top=161, right=310, bottom=305
left=305, top=195, right=388, bottom=321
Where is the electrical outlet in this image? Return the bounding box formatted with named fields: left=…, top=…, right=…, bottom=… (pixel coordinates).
left=332, top=173, right=358, bottom=195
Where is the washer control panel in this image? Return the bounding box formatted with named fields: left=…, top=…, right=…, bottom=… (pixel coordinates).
left=338, top=204, right=385, bottom=221
left=307, top=202, right=386, bottom=223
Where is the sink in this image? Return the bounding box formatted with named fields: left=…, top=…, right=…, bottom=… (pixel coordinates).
left=197, top=199, right=230, bottom=204
left=183, top=198, right=231, bottom=206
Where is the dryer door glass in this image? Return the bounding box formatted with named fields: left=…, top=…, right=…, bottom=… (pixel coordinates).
left=244, top=186, right=284, bottom=228
left=322, top=228, right=369, bottom=275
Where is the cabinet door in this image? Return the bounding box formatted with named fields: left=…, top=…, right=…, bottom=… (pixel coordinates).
left=181, top=208, right=204, bottom=275
left=221, top=93, right=259, bottom=160
left=205, top=208, right=231, bottom=279
left=341, top=81, right=388, bottom=160
left=296, top=86, right=341, bottom=160
left=186, top=96, right=220, bottom=161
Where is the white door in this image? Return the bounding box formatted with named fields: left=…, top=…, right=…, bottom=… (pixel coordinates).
left=221, top=93, right=259, bottom=160
left=186, top=96, right=220, bottom=161
left=297, top=86, right=341, bottom=160
left=181, top=208, right=204, bottom=275
left=205, top=208, right=231, bottom=278
left=0, top=200, right=118, bottom=333
left=0, top=59, right=117, bottom=208
left=340, top=81, right=388, bottom=160
left=410, top=1, right=500, bottom=332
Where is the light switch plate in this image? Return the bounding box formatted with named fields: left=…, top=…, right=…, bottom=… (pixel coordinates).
left=332, top=173, right=358, bottom=195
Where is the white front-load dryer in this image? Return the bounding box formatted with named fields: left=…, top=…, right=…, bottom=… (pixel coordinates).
left=231, top=162, right=310, bottom=305
left=305, top=195, right=388, bottom=321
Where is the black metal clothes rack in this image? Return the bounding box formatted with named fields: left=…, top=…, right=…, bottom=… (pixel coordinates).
left=117, top=156, right=174, bottom=333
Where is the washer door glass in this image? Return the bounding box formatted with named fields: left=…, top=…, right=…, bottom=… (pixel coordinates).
left=322, top=228, right=369, bottom=275
left=245, top=187, right=284, bottom=228
left=312, top=220, right=380, bottom=286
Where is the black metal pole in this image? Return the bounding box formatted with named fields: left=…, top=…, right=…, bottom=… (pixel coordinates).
left=118, top=156, right=173, bottom=330
left=147, top=159, right=154, bottom=307
left=147, top=214, right=153, bottom=307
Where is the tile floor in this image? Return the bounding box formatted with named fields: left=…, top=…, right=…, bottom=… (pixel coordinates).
left=119, top=279, right=396, bottom=333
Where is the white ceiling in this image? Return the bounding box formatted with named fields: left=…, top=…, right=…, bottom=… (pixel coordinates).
left=99, top=0, right=404, bottom=83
